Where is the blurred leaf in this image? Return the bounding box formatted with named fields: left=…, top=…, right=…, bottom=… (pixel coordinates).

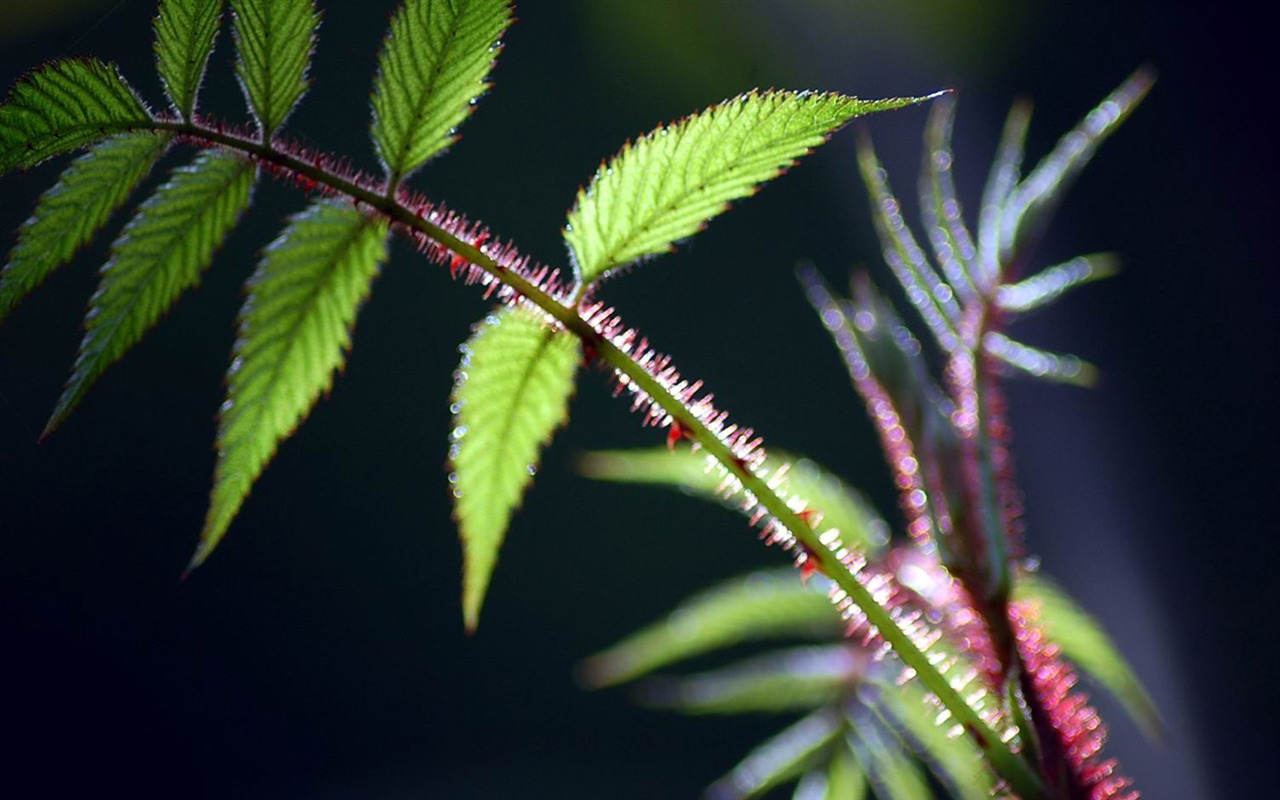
left=196, top=202, right=390, bottom=569
left=231, top=0, right=318, bottom=139
left=566, top=90, right=931, bottom=284
left=154, top=0, right=223, bottom=120
left=638, top=645, right=859, bottom=715
left=872, top=679, right=996, bottom=800
left=822, top=745, right=867, bottom=800
left=996, top=253, right=1119, bottom=314
left=579, top=447, right=888, bottom=553
left=983, top=332, right=1097, bottom=387
left=855, top=129, right=960, bottom=352
left=1, top=132, right=168, bottom=324
left=1014, top=571, right=1165, bottom=740
left=581, top=569, right=841, bottom=688
left=706, top=709, right=843, bottom=800
left=0, top=58, right=152, bottom=175
left=919, top=94, right=979, bottom=303
left=452, top=306, right=581, bottom=631
left=999, top=68, right=1155, bottom=269
left=845, top=702, right=934, bottom=800
left=48, top=150, right=255, bottom=433
left=370, top=0, right=512, bottom=185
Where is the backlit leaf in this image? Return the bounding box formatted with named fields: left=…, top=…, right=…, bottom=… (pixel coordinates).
left=706, top=709, right=842, bottom=800
left=0, top=59, right=152, bottom=175
left=370, top=0, right=512, bottom=186
left=1014, top=571, right=1165, bottom=740
left=155, top=0, right=224, bottom=121
left=452, top=305, right=580, bottom=630
left=579, top=447, right=888, bottom=553
left=1, top=132, right=168, bottom=324
left=637, top=645, right=858, bottom=715
left=195, top=201, right=390, bottom=568
left=996, top=253, right=1119, bottom=315
left=845, top=704, right=933, bottom=800
left=47, top=150, right=255, bottom=433
left=580, top=569, right=841, bottom=688
left=231, top=0, right=318, bottom=140
left=820, top=747, right=867, bottom=800
left=873, top=679, right=995, bottom=800
left=565, top=90, right=932, bottom=284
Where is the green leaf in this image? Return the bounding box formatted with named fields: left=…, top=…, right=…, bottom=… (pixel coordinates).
left=231, top=0, right=318, bottom=139
left=999, top=68, right=1154, bottom=269
left=706, top=709, right=842, bottom=800
left=47, top=150, right=255, bottom=434
left=370, top=0, right=512, bottom=186
left=565, top=90, right=933, bottom=284
left=845, top=705, right=933, bottom=800
left=0, top=58, right=153, bottom=175
left=873, top=679, right=995, bottom=800
left=1013, top=571, right=1165, bottom=740
left=580, top=569, right=841, bottom=688
left=452, top=305, right=581, bottom=630
left=919, top=94, right=979, bottom=303
left=155, top=0, right=224, bottom=121
left=983, top=332, right=1098, bottom=388
left=1, top=132, right=168, bottom=324
left=578, top=447, right=888, bottom=554
left=194, top=202, right=390, bottom=569
left=637, top=645, right=857, bottom=715
left=819, top=747, right=867, bottom=800
left=996, top=253, right=1119, bottom=315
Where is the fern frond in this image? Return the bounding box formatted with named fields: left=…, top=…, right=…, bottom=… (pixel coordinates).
left=706, top=709, right=843, bottom=800
left=565, top=91, right=933, bottom=284
left=580, top=569, right=841, bottom=689
left=195, top=201, right=390, bottom=569
left=154, top=0, right=224, bottom=121
left=451, top=305, right=581, bottom=631
left=47, top=150, right=256, bottom=434
left=370, top=0, right=512, bottom=187
left=578, top=447, right=889, bottom=553
left=1, top=132, right=169, bottom=324
left=0, top=59, right=152, bottom=175
left=230, top=0, right=318, bottom=141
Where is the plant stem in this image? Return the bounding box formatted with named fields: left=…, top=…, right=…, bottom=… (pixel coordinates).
left=150, top=117, right=1045, bottom=799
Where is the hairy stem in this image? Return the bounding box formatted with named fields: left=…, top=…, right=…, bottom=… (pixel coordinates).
left=147, top=116, right=1043, bottom=798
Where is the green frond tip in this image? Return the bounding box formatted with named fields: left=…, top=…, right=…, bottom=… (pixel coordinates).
left=231, top=0, right=318, bottom=141
left=0, top=58, right=153, bottom=175
left=983, top=332, right=1099, bottom=388
left=155, top=0, right=224, bottom=121
left=565, top=90, right=937, bottom=285
left=452, top=305, right=581, bottom=631
left=636, top=645, right=856, bottom=716
left=1, top=132, right=169, bottom=326
left=579, top=569, right=840, bottom=689
left=578, top=447, right=888, bottom=554
left=193, top=202, right=390, bottom=571
left=370, top=0, right=512, bottom=187
left=46, top=150, right=256, bottom=437
left=1013, top=570, right=1166, bottom=741
left=707, top=709, right=843, bottom=800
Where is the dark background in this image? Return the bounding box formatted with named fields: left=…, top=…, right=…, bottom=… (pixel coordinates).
left=1, top=2, right=1273, bottom=798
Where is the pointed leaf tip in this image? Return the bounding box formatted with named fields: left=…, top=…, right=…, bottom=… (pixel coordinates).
left=0, top=58, right=153, bottom=175
left=452, top=306, right=581, bottom=630
left=371, top=0, right=513, bottom=185
left=154, top=0, right=223, bottom=121
left=200, top=201, right=390, bottom=566
left=565, top=90, right=933, bottom=285
left=231, top=0, right=319, bottom=140
left=46, top=150, right=256, bottom=434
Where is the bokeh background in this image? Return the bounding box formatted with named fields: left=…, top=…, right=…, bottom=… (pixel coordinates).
left=1, top=2, right=1274, bottom=798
